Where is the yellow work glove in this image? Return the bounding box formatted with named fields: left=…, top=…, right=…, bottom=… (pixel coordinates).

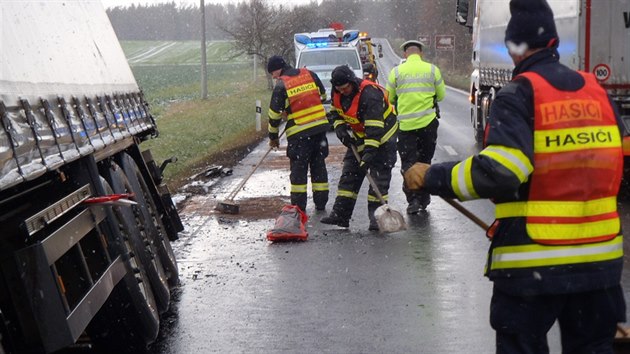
left=269, top=138, right=279, bottom=148
left=403, top=163, right=431, bottom=190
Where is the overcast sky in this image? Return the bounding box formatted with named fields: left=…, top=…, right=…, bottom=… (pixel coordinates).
left=101, top=0, right=317, bottom=9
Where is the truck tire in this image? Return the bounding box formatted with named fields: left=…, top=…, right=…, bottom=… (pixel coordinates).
left=86, top=178, right=159, bottom=353
left=472, top=105, right=484, bottom=144
left=106, top=162, right=171, bottom=314
left=119, top=152, right=179, bottom=287
left=475, top=93, right=492, bottom=145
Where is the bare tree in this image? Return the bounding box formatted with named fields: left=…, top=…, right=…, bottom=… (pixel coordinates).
left=217, top=0, right=295, bottom=88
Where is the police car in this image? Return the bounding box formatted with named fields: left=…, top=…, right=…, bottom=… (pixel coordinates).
left=294, top=28, right=364, bottom=111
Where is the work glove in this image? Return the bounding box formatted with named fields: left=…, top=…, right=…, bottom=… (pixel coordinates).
left=327, top=111, right=340, bottom=125
left=359, top=150, right=376, bottom=173
left=269, top=138, right=279, bottom=148
left=403, top=163, right=431, bottom=190
left=335, top=126, right=354, bottom=148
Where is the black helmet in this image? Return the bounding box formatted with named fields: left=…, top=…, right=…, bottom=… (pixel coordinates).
left=330, top=65, right=356, bottom=87
left=267, top=55, right=286, bottom=73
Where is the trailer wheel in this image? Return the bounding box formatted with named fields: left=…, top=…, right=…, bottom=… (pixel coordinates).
left=472, top=105, right=484, bottom=144
left=119, top=152, right=179, bottom=287
left=475, top=93, right=492, bottom=145
left=106, top=162, right=171, bottom=313
left=86, top=178, right=159, bottom=353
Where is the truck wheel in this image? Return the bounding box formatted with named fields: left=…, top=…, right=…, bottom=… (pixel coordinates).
left=475, top=94, right=492, bottom=145
left=119, top=153, right=179, bottom=287
left=472, top=106, right=484, bottom=144
left=86, top=178, right=159, bottom=353
left=106, top=162, right=171, bottom=314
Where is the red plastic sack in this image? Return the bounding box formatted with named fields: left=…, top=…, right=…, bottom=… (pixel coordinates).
left=266, top=205, right=308, bottom=242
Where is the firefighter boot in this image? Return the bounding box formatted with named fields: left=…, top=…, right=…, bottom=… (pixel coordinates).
left=320, top=211, right=350, bottom=228
left=368, top=203, right=379, bottom=231
left=419, top=192, right=431, bottom=211
left=406, top=198, right=422, bottom=215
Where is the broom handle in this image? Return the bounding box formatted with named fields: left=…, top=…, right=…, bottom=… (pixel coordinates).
left=226, top=126, right=286, bottom=201
left=440, top=197, right=490, bottom=230
left=350, top=145, right=387, bottom=205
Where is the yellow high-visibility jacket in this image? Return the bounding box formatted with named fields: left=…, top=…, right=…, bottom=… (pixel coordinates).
left=386, top=54, right=445, bottom=131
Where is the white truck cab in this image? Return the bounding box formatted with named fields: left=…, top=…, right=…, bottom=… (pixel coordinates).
left=456, top=0, right=630, bottom=145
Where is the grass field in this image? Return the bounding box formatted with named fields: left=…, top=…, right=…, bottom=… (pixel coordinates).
left=121, top=41, right=270, bottom=188
left=121, top=40, right=468, bottom=188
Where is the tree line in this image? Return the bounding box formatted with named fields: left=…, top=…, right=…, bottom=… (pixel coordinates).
left=106, top=0, right=472, bottom=77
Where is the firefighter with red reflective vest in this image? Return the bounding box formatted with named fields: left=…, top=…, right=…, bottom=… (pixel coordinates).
left=320, top=65, right=398, bottom=231
left=403, top=0, right=626, bottom=351
left=267, top=55, right=330, bottom=212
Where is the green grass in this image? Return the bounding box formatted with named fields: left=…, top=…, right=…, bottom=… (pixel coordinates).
left=120, top=41, right=247, bottom=65
left=141, top=80, right=271, bottom=187
left=121, top=40, right=470, bottom=187
left=120, top=40, right=270, bottom=187
left=130, top=63, right=253, bottom=114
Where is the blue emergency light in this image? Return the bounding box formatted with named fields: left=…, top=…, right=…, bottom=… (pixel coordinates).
left=306, top=42, right=330, bottom=48
left=295, top=30, right=360, bottom=47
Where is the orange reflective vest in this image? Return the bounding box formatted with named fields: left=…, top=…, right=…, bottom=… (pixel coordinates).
left=280, top=69, right=327, bottom=126
left=496, top=71, right=623, bottom=245
left=332, top=80, right=393, bottom=136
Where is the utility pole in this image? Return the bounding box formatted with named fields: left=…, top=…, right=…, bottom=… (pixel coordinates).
left=200, top=0, right=208, bottom=100
left=253, top=54, right=257, bottom=82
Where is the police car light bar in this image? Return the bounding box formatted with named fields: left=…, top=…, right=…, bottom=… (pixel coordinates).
left=294, top=30, right=360, bottom=46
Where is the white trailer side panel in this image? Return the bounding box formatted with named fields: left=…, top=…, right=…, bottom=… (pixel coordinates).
left=586, top=0, right=630, bottom=88
left=0, top=0, right=138, bottom=105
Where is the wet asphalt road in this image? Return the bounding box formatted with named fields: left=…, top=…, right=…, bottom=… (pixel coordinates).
left=146, top=42, right=630, bottom=353
left=149, top=89, right=551, bottom=352
left=151, top=134, right=504, bottom=353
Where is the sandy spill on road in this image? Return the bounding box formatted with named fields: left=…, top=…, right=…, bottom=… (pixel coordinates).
left=182, top=195, right=291, bottom=219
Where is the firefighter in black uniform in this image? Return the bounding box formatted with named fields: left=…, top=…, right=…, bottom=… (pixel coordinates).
left=267, top=55, right=330, bottom=212
left=320, top=65, right=398, bottom=231
left=403, top=0, right=626, bottom=352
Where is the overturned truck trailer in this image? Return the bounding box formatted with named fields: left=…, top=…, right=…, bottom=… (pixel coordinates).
left=0, top=1, right=182, bottom=352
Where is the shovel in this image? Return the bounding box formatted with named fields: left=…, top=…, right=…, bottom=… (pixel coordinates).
left=216, top=127, right=286, bottom=214
left=440, top=197, right=489, bottom=230
left=350, top=145, right=407, bottom=233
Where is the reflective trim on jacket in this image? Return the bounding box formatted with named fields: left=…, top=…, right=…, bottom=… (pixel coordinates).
left=386, top=54, right=445, bottom=131
left=279, top=69, right=328, bottom=137
left=494, top=72, right=622, bottom=246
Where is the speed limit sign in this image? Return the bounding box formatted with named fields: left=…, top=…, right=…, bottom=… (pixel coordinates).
left=593, top=64, right=611, bottom=82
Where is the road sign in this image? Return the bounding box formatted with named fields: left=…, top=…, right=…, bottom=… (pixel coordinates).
left=435, top=35, right=455, bottom=50
left=418, top=35, right=431, bottom=47
left=593, top=63, right=611, bottom=82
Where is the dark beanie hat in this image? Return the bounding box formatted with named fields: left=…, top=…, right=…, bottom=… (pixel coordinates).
left=505, top=0, right=558, bottom=51
left=267, top=55, right=286, bottom=73
left=330, top=65, right=356, bottom=87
